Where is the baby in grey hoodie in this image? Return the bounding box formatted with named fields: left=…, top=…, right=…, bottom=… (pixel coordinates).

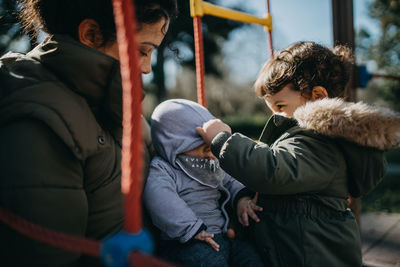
left=144, top=99, right=264, bottom=267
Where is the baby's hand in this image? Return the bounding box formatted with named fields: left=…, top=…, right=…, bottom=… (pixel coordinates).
left=194, top=230, right=220, bottom=251
left=237, top=193, right=263, bottom=227
left=196, top=119, right=232, bottom=146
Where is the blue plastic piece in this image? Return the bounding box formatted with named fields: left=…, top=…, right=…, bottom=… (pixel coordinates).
left=358, top=65, right=373, bottom=89
left=101, top=230, right=154, bottom=267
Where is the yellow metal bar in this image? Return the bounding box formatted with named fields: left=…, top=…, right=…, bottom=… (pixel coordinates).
left=190, top=0, right=204, bottom=17
left=190, top=0, right=272, bottom=31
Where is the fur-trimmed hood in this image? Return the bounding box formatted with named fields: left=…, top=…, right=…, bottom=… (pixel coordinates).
left=294, top=98, right=400, bottom=150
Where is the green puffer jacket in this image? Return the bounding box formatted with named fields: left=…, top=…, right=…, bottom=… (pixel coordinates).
left=0, top=35, right=153, bottom=266
left=211, top=98, right=399, bottom=267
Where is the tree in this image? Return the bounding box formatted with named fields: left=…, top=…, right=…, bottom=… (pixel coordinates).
left=148, top=0, right=244, bottom=101
left=357, top=0, right=400, bottom=110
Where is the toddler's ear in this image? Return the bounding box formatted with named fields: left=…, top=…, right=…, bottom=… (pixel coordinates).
left=311, top=86, right=328, bottom=100
left=78, top=19, right=104, bottom=49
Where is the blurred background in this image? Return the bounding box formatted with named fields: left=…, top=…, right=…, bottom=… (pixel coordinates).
left=1, top=0, right=399, bottom=212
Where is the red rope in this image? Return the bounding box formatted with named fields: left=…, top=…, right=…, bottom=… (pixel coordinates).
left=266, top=0, right=273, bottom=58
left=193, top=16, right=207, bottom=107
left=0, top=206, right=178, bottom=266
left=128, top=252, right=179, bottom=267
left=112, top=0, right=143, bottom=233
left=0, top=206, right=101, bottom=257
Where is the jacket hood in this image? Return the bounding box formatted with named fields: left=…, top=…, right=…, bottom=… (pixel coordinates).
left=1, top=34, right=123, bottom=129
left=151, top=99, right=215, bottom=167
left=294, top=98, right=400, bottom=150
left=292, top=98, right=393, bottom=197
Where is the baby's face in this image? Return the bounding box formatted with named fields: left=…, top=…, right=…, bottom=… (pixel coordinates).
left=183, top=143, right=216, bottom=159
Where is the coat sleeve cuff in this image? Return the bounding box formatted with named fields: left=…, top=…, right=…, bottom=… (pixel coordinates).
left=211, top=131, right=232, bottom=158
left=233, top=187, right=256, bottom=210
left=190, top=223, right=207, bottom=241
left=180, top=220, right=205, bottom=243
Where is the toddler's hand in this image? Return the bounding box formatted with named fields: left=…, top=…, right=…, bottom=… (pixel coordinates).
left=237, top=193, right=263, bottom=227
left=196, top=119, right=231, bottom=146
left=194, top=230, right=220, bottom=251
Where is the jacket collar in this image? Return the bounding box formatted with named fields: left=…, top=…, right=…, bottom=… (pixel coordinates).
left=293, top=98, right=400, bottom=150
left=259, top=115, right=298, bottom=146
left=28, top=34, right=123, bottom=130
left=260, top=98, right=400, bottom=150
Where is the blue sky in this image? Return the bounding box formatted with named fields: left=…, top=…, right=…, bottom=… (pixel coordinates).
left=219, top=0, right=381, bottom=85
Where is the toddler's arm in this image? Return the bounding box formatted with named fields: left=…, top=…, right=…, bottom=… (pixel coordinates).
left=198, top=120, right=339, bottom=195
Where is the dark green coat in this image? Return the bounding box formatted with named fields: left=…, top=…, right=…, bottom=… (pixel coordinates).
left=0, top=35, right=153, bottom=266
left=211, top=99, right=395, bottom=267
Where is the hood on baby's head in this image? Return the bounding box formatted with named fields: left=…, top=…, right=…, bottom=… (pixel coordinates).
left=150, top=99, right=215, bottom=167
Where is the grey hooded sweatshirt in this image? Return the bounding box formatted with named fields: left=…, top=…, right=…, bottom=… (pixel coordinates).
left=144, top=99, right=248, bottom=243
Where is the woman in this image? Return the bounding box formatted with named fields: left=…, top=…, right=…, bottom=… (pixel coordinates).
left=0, top=0, right=177, bottom=266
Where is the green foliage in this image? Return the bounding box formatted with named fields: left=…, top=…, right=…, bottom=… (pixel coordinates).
left=149, top=0, right=244, bottom=101
left=357, top=0, right=400, bottom=111
left=222, top=115, right=268, bottom=139
left=378, top=80, right=400, bottom=110
left=362, top=174, right=400, bottom=213
left=368, top=0, right=400, bottom=67
left=362, top=149, right=400, bottom=213
left=167, top=0, right=244, bottom=76
left=369, top=0, right=400, bottom=29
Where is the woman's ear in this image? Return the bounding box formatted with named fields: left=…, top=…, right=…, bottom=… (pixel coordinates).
left=78, top=19, right=104, bottom=49
left=311, top=86, right=328, bottom=100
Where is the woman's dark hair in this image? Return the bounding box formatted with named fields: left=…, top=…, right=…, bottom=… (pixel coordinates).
left=254, top=41, right=354, bottom=98
left=19, top=0, right=178, bottom=45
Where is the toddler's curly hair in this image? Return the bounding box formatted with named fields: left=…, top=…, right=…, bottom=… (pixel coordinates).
left=254, top=41, right=354, bottom=98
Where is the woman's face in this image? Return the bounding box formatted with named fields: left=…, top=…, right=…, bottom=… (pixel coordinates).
left=100, top=18, right=169, bottom=75
left=264, top=83, right=308, bottom=117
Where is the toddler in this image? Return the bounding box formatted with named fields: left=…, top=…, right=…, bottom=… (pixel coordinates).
left=196, top=41, right=400, bottom=267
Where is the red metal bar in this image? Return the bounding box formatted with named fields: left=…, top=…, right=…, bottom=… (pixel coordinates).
left=112, top=0, right=143, bottom=233
left=193, top=16, right=207, bottom=107
left=266, top=0, right=273, bottom=58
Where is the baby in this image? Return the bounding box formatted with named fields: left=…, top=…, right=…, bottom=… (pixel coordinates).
left=144, top=99, right=264, bottom=267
